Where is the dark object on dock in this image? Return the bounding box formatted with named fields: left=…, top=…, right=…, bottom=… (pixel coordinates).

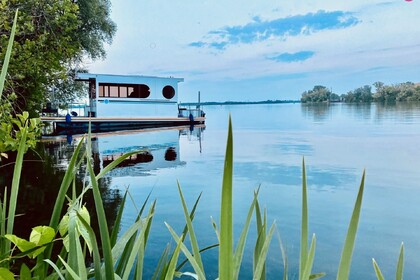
left=42, top=102, right=58, bottom=115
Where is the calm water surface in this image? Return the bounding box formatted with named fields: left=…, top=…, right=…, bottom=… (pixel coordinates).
left=106, top=102, right=420, bottom=279
left=8, top=102, right=420, bottom=279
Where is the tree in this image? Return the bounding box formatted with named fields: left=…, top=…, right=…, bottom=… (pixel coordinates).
left=301, top=85, right=333, bottom=103
left=0, top=0, right=116, bottom=114
left=342, top=85, right=372, bottom=102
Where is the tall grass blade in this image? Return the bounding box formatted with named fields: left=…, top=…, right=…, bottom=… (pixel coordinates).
left=151, top=244, right=170, bottom=280
left=177, top=182, right=205, bottom=273
left=310, top=273, right=326, bottom=280
left=165, top=222, right=206, bottom=280
left=301, top=234, right=316, bottom=280
left=0, top=188, right=7, bottom=257
left=233, top=190, right=259, bottom=280
left=253, top=224, right=275, bottom=280
left=211, top=216, right=220, bottom=243
left=75, top=229, right=87, bottom=280
left=177, top=244, right=219, bottom=272
left=57, top=256, right=81, bottom=280
left=336, top=171, right=365, bottom=280
left=396, top=242, right=404, bottom=280
left=372, top=259, right=385, bottom=280
left=67, top=211, right=79, bottom=279
left=0, top=9, right=18, bottom=98
left=164, top=233, right=183, bottom=280
left=44, top=259, right=66, bottom=280
left=276, top=228, right=288, bottom=280
left=6, top=127, right=27, bottom=250
left=254, top=204, right=266, bottom=280
left=121, top=215, right=152, bottom=280
left=300, top=158, right=308, bottom=280
left=219, top=116, right=234, bottom=280
left=113, top=219, right=143, bottom=269
left=87, top=155, right=114, bottom=279
left=111, top=190, right=128, bottom=247
left=76, top=212, right=102, bottom=280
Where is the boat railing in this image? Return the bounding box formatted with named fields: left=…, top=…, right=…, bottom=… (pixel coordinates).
left=178, top=107, right=205, bottom=119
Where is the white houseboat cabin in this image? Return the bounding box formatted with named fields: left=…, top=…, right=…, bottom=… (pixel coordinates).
left=41, top=73, right=205, bottom=135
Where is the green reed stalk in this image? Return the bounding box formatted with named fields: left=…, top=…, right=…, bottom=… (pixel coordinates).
left=299, top=158, right=309, bottom=280
left=219, top=116, right=234, bottom=280
left=336, top=171, right=365, bottom=280
left=0, top=10, right=18, bottom=98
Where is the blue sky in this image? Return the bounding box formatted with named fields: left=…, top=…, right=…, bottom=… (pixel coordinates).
left=89, top=0, right=420, bottom=102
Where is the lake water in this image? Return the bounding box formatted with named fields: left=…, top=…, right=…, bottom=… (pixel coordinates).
left=5, top=102, right=420, bottom=279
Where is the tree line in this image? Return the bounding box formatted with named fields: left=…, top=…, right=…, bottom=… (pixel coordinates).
left=301, top=82, right=420, bottom=103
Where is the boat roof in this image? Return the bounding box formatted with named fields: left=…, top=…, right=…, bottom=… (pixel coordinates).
left=76, top=73, right=184, bottom=83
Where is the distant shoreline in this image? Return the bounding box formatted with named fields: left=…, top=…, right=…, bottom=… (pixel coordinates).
left=179, top=100, right=301, bottom=106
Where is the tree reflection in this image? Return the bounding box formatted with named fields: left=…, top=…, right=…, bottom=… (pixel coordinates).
left=0, top=139, right=121, bottom=239
left=301, top=103, right=333, bottom=122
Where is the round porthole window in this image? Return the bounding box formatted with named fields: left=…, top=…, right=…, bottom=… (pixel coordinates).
left=162, top=85, right=175, bottom=99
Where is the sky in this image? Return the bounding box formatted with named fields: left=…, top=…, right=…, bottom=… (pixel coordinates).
left=88, top=0, right=420, bottom=102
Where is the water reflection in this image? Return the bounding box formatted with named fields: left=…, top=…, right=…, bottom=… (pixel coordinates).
left=0, top=141, right=120, bottom=239
left=374, top=101, right=420, bottom=123
left=1, top=125, right=204, bottom=239
left=301, top=103, right=333, bottom=122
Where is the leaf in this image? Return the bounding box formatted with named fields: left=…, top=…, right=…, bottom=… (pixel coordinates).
left=0, top=268, right=15, bottom=280
left=336, top=171, right=365, bottom=280
left=219, top=115, right=234, bottom=280
left=76, top=212, right=102, bottom=280
left=177, top=182, right=205, bottom=275
left=58, top=215, right=69, bottom=237
left=44, top=259, right=66, bottom=280
left=253, top=224, right=275, bottom=280
left=86, top=152, right=114, bottom=279
left=110, top=191, right=128, bottom=247
left=19, top=263, right=31, bottom=280
left=0, top=9, right=18, bottom=98
left=5, top=234, right=36, bottom=257
left=301, top=234, right=317, bottom=280
left=165, top=222, right=206, bottom=280
left=396, top=242, right=404, bottom=280
left=164, top=233, right=184, bottom=280
left=372, top=259, right=384, bottom=280
left=30, top=226, right=55, bottom=246
left=300, top=158, right=308, bottom=280
left=233, top=190, right=259, bottom=280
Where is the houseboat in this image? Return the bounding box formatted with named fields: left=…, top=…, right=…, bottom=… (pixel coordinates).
left=41, top=73, right=205, bottom=134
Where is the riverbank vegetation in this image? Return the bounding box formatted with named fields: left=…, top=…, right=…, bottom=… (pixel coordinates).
left=0, top=0, right=116, bottom=114
left=301, top=82, right=420, bottom=103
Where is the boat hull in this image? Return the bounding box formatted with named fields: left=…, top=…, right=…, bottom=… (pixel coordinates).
left=41, top=116, right=205, bottom=135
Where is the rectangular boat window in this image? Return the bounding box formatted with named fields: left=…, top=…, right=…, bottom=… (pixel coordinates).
left=119, top=86, right=128, bottom=98
left=110, top=86, right=119, bottom=97
left=99, top=85, right=105, bottom=97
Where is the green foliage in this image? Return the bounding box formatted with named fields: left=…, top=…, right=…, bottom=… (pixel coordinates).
left=342, top=85, right=373, bottom=103
left=5, top=226, right=55, bottom=258
left=302, top=82, right=420, bottom=103
left=301, top=86, right=335, bottom=103
left=0, top=0, right=116, bottom=113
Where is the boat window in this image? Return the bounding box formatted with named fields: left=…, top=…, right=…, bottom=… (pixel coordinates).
left=162, top=85, right=175, bottom=99
left=110, top=86, right=119, bottom=97
left=120, top=87, right=128, bottom=98
left=98, top=83, right=151, bottom=98
left=138, top=85, right=150, bottom=98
